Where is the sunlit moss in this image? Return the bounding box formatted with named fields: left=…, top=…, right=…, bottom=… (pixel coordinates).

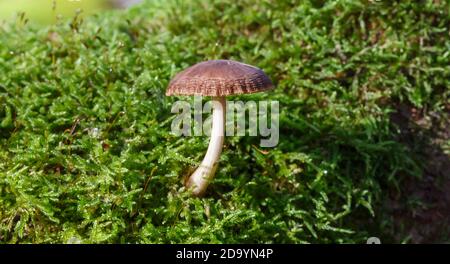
left=0, top=0, right=448, bottom=243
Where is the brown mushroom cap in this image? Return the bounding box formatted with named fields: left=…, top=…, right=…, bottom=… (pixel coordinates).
left=166, top=60, right=274, bottom=97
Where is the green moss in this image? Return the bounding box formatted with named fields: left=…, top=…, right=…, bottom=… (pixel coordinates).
left=0, top=0, right=448, bottom=243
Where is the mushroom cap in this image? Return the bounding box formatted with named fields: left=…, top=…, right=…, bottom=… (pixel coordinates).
left=166, top=60, right=274, bottom=97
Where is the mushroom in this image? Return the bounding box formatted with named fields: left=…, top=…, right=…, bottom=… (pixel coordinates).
left=166, top=60, right=274, bottom=196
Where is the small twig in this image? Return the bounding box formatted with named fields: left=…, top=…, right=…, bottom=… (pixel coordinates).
left=69, top=118, right=80, bottom=136
left=131, top=167, right=158, bottom=218
left=252, top=144, right=270, bottom=155
left=64, top=118, right=80, bottom=146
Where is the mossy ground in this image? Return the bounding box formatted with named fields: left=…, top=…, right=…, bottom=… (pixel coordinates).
left=0, top=0, right=449, bottom=243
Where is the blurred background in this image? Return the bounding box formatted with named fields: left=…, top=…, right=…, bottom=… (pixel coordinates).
left=0, top=0, right=142, bottom=24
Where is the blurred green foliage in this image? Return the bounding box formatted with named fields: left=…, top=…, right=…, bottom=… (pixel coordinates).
left=0, top=0, right=112, bottom=25
left=0, top=0, right=448, bottom=243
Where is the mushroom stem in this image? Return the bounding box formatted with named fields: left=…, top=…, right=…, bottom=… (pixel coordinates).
left=186, top=96, right=226, bottom=196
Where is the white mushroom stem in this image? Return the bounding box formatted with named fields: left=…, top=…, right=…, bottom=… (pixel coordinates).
left=186, top=96, right=225, bottom=196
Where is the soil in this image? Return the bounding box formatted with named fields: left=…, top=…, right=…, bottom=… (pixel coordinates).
left=388, top=102, right=450, bottom=243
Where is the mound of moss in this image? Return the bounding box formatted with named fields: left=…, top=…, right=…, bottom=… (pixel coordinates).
left=0, top=0, right=448, bottom=243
